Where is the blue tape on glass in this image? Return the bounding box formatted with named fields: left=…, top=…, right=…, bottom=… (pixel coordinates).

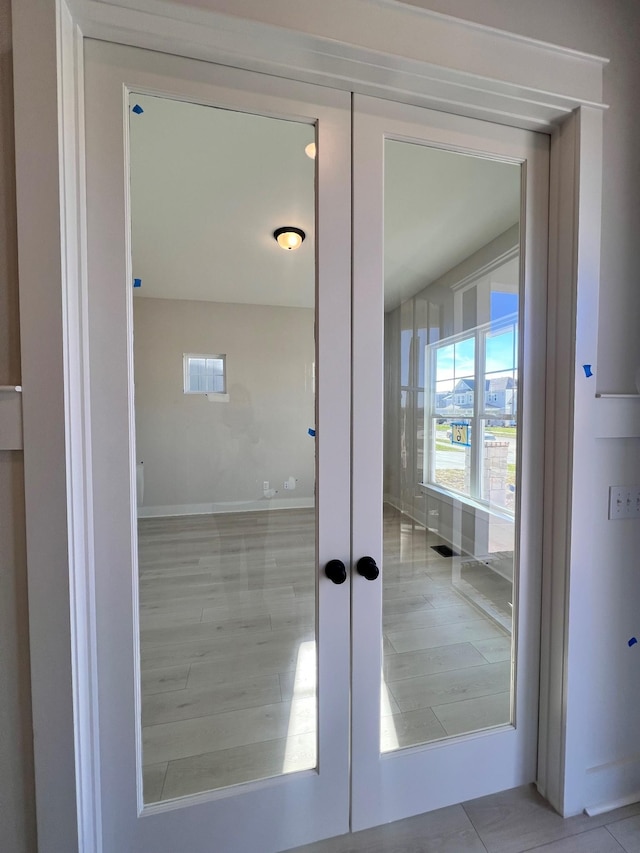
left=133, top=278, right=142, bottom=288
left=583, top=364, right=593, bottom=377
left=308, top=428, right=316, bottom=437
left=629, top=637, right=637, bottom=647
left=132, top=104, right=144, bottom=115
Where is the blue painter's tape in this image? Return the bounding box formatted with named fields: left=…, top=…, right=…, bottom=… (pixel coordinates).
left=583, top=364, right=593, bottom=377
left=133, top=278, right=142, bottom=288
left=132, top=104, right=144, bottom=115
left=308, top=428, right=316, bottom=437
left=629, top=637, right=637, bottom=647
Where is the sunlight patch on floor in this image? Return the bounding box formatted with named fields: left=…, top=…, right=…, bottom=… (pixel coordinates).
left=283, top=640, right=317, bottom=773
left=380, top=674, right=399, bottom=752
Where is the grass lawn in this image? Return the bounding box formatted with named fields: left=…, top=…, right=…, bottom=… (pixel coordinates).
left=432, top=423, right=518, bottom=496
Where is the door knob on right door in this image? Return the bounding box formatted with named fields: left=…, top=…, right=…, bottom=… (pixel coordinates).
left=356, top=556, right=379, bottom=580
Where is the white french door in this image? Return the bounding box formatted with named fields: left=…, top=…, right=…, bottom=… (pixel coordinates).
left=84, top=40, right=352, bottom=853
left=351, top=95, right=548, bottom=830
left=83, top=39, right=548, bottom=853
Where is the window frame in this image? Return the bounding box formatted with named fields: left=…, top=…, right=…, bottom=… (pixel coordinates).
left=425, top=312, right=518, bottom=509
left=182, top=352, right=228, bottom=398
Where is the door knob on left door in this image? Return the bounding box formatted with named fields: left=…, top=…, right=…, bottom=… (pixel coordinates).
left=325, top=559, right=347, bottom=584
left=357, top=556, right=379, bottom=580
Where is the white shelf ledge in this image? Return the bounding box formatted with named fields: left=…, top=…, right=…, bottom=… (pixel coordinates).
left=595, top=395, right=640, bottom=438
left=595, top=392, right=640, bottom=399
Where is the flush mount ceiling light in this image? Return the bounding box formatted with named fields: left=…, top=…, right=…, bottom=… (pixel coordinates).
left=274, top=227, right=306, bottom=250
left=305, top=142, right=316, bottom=159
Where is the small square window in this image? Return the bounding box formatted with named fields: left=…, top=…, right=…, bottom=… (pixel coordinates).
left=183, top=353, right=228, bottom=398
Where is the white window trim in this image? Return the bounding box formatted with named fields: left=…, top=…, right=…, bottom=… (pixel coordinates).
left=183, top=352, right=228, bottom=399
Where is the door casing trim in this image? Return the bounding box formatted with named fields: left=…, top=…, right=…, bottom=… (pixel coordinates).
left=11, top=1, right=607, bottom=850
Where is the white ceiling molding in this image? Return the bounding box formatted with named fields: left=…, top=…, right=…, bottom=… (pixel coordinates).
left=449, top=244, right=519, bottom=294
left=69, top=0, right=607, bottom=132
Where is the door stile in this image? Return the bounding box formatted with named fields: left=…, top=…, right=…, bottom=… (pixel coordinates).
left=351, top=101, right=386, bottom=831
left=314, top=74, right=353, bottom=839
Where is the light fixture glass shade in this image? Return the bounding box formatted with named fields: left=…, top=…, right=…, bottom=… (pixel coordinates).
left=305, top=142, right=316, bottom=159
left=274, top=227, right=306, bottom=250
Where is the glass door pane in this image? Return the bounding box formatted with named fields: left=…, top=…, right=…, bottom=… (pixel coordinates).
left=129, top=93, right=318, bottom=802
left=382, top=139, right=521, bottom=750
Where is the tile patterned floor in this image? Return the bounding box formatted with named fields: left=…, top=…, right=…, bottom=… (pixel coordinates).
left=287, top=785, right=640, bottom=853
left=139, top=506, right=513, bottom=802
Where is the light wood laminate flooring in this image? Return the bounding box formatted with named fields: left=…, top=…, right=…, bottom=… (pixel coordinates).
left=139, top=506, right=512, bottom=803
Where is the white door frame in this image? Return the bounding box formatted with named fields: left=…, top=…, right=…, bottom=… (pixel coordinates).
left=12, top=1, right=607, bottom=851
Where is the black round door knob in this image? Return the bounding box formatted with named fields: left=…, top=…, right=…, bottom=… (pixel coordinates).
left=357, top=556, right=379, bottom=580
left=325, top=559, right=347, bottom=584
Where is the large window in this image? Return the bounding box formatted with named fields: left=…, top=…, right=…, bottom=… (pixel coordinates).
left=426, top=313, right=517, bottom=510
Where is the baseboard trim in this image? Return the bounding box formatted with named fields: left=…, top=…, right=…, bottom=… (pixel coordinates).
left=583, top=756, right=640, bottom=816
left=585, top=791, right=640, bottom=817
left=137, top=498, right=314, bottom=518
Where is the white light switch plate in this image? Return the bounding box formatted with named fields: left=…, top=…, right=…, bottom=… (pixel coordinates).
left=609, top=485, right=640, bottom=519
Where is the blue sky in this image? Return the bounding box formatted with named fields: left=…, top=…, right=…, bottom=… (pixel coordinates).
left=434, top=294, right=518, bottom=386
left=399, top=292, right=519, bottom=388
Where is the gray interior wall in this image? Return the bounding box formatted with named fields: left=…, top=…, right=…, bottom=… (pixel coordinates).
left=0, top=0, right=36, bottom=850
left=134, top=297, right=315, bottom=513
left=425, top=224, right=519, bottom=339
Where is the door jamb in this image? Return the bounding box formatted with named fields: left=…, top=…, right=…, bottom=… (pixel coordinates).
left=11, top=1, right=607, bottom=850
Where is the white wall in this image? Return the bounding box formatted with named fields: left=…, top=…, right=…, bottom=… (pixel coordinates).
left=133, top=297, right=315, bottom=515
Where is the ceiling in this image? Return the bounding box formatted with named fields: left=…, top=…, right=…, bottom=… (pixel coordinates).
left=384, top=141, right=520, bottom=309
left=130, top=94, right=520, bottom=312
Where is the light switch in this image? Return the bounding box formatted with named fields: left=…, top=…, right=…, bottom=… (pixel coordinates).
left=609, top=486, right=640, bottom=520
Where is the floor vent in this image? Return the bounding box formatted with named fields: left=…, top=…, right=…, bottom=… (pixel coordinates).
left=431, top=544, right=459, bottom=558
